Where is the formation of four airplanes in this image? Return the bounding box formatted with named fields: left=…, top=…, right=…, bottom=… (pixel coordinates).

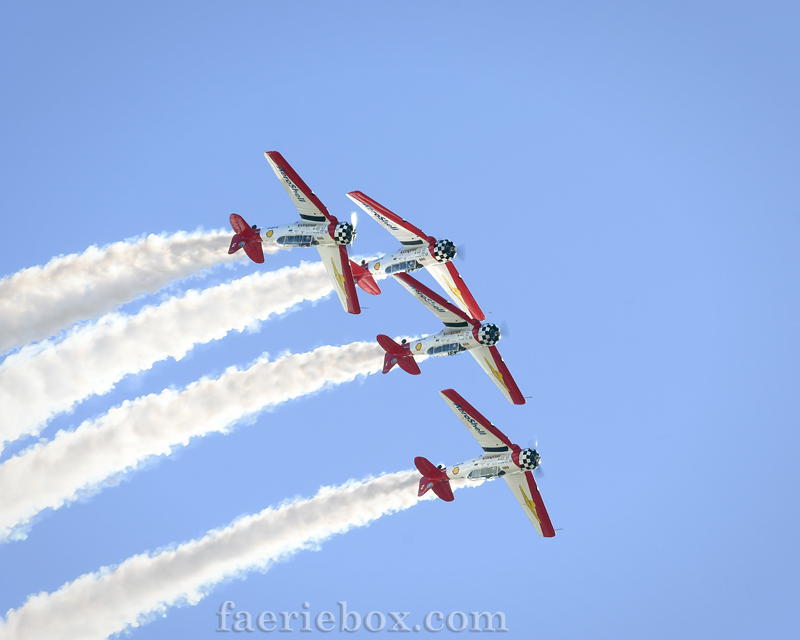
left=228, top=151, right=556, bottom=538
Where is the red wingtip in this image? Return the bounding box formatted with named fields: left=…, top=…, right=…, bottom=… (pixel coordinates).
left=337, top=247, right=361, bottom=314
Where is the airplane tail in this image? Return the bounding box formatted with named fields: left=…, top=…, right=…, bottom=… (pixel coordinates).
left=228, top=214, right=265, bottom=264
left=415, top=456, right=454, bottom=502
left=377, top=334, right=421, bottom=375
left=349, top=260, right=381, bottom=295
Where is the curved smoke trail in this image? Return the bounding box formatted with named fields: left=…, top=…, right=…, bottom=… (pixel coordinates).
left=0, top=229, right=276, bottom=354
left=0, top=261, right=332, bottom=449
left=0, top=341, right=386, bottom=543
left=0, top=471, right=480, bottom=640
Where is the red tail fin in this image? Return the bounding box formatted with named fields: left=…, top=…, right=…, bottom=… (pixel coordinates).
left=229, top=214, right=265, bottom=264
left=415, top=456, right=454, bottom=502
left=377, top=335, right=421, bottom=375
left=229, top=234, right=246, bottom=255
left=349, top=260, right=381, bottom=295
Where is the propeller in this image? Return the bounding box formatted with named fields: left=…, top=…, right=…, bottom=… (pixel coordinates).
left=456, top=243, right=467, bottom=261
left=499, top=320, right=511, bottom=339
left=349, top=211, right=359, bottom=246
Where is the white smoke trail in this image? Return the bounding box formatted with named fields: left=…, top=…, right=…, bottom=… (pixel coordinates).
left=0, top=471, right=480, bottom=640
left=0, top=342, right=385, bottom=543
left=0, top=229, right=276, bottom=354
left=0, top=261, right=332, bottom=450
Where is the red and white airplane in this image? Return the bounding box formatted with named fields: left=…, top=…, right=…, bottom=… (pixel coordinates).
left=416, top=389, right=555, bottom=537
left=377, top=272, right=525, bottom=405
left=346, top=191, right=484, bottom=320
left=228, top=152, right=362, bottom=314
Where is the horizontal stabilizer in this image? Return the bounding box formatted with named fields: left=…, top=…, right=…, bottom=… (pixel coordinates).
left=243, top=242, right=265, bottom=264
left=350, top=260, right=382, bottom=295
left=377, top=334, right=406, bottom=356
left=228, top=214, right=264, bottom=264
left=377, top=335, right=421, bottom=375
left=415, top=456, right=454, bottom=502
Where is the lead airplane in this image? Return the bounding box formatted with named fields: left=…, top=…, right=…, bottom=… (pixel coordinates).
left=346, top=191, right=485, bottom=320
left=416, top=389, right=555, bottom=537
left=228, top=151, right=361, bottom=314
left=377, top=272, right=525, bottom=404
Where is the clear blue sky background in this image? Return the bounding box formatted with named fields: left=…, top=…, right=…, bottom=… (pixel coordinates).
left=1, top=1, right=799, bottom=638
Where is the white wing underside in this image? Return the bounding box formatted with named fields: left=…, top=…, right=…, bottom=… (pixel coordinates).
left=503, top=472, right=547, bottom=536
left=426, top=262, right=472, bottom=317
left=439, top=390, right=511, bottom=453
left=316, top=245, right=350, bottom=312
left=468, top=345, right=516, bottom=404
left=393, top=273, right=471, bottom=328
left=346, top=192, right=428, bottom=246
left=264, top=152, right=331, bottom=223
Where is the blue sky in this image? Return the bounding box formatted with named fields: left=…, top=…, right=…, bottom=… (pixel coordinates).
left=1, top=1, right=799, bottom=638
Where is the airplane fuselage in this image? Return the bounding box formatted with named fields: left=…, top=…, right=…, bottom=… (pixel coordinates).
left=447, top=452, right=519, bottom=481
left=260, top=222, right=333, bottom=247
left=259, top=220, right=356, bottom=248
left=363, top=242, right=454, bottom=281
left=446, top=446, right=539, bottom=481
left=406, top=327, right=476, bottom=358
left=405, top=321, right=500, bottom=358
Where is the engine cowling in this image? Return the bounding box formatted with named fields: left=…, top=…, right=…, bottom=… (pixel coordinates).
left=333, top=221, right=357, bottom=245
left=518, top=448, right=541, bottom=471
left=477, top=323, right=500, bottom=346
left=432, top=239, right=456, bottom=263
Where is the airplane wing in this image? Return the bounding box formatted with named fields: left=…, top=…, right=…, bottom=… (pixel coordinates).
left=502, top=471, right=556, bottom=537
left=347, top=191, right=433, bottom=247
left=426, top=262, right=485, bottom=321
left=393, top=273, right=475, bottom=329
left=265, top=152, right=337, bottom=225
left=468, top=345, right=526, bottom=405
left=439, top=389, right=515, bottom=453
left=316, top=245, right=361, bottom=314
